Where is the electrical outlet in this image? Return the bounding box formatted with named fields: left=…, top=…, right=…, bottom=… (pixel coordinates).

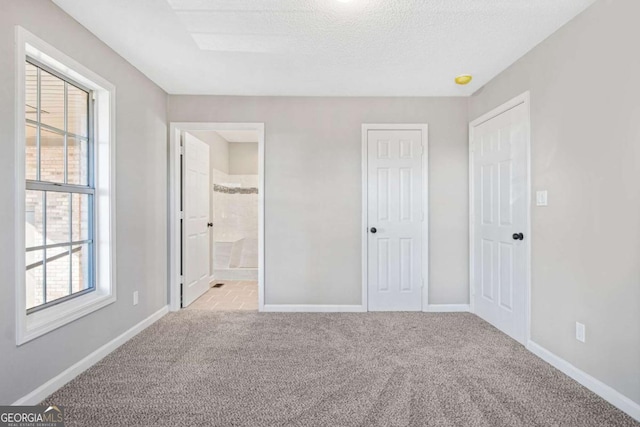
left=576, top=322, right=586, bottom=343
left=536, top=190, right=548, bottom=206
left=133, top=291, right=139, bottom=306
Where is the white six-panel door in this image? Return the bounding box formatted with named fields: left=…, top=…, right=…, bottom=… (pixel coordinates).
left=471, top=100, right=529, bottom=343
left=367, top=129, right=425, bottom=311
left=182, top=133, right=211, bottom=307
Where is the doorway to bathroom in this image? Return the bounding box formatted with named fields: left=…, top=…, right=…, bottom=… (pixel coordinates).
left=168, top=123, right=265, bottom=312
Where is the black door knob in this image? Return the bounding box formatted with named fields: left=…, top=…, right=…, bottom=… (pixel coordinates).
left=207, top=223, right=213, bottom=228
left=512, top=232, right=524, bottom=241
left=370, top=227, right=377, bottom=234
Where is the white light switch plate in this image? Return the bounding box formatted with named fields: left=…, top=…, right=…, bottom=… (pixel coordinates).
left=536, top=191, right=548, bottom=206
left=133, top=291, right=139, bottom=306
left=576, top=322, right=586, bottom=343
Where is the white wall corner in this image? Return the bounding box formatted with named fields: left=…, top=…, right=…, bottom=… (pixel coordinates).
left=12, top=306, right=169, bottom=406
left=527, top=340, right=640, bottom=422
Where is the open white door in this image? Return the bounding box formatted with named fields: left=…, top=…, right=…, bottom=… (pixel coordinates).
left=366, top=127, right=426, bottom=311
left=182, top=133, right=211, bottom=307
left=470, top=95, right=530, bottom=344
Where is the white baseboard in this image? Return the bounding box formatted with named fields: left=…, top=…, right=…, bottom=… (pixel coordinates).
left=527, top=340, right=640, bottom=421
left=12, top=305, right=169, bottom=406
left=262, top=304, right=366, bottom=313
left=424, top=304, right=470, bottom=313
left=263, top=304, right=471, bottom=313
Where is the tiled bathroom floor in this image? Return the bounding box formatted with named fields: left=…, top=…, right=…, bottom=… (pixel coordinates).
left=187, top=280, right=258, bottom=311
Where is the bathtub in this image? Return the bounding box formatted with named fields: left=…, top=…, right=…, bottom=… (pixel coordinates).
left=213, top=238, right=258, bottom=281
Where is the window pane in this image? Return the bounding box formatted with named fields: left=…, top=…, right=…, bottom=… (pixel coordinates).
left=26, top=190, right=44, bottom=248
left=71, top=244, right=91, bottom=293
left=25, top=62, right=38, bottom=121
left=26, top=263, right=44, bottom=310
left=71, top=193, right=90, bottom=242
left=67, top=84, right=88, bottom=137
left=45, top=247, right=71, bottom=303
left=24, top=61, right=96, bottom=312
left=40, top=69, right=65, bottom=131
left=26, top=249, right=44, bottom=268
left=68, top=137, right=89, bottom=185
left=46, top=192, right=71, bottom=246
left=40, top=128, right=65, bottom=183
left=26, top=124, right=38, bottom=180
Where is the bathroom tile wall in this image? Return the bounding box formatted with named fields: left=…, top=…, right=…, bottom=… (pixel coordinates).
left=211, top=168, right=258, bottom=274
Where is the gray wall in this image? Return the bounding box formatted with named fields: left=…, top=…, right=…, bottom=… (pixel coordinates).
left=0, top=0, right=168, bottom=404
left=468, top=0, right=640, bottom=404
left=229, top=143, right=258, bottom=175
left=168, top=96, right=469, bottom=306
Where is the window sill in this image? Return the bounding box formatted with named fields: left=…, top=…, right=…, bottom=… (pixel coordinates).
left=18, top=291, right=115, bottom=346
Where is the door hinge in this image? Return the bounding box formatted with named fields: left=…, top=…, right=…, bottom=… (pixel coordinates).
left=179, top=146, right=184, bottom=155
left=179, top=211, right=184, bottom=219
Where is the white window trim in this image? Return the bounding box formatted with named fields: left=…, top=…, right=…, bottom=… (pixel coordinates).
left=14, top=26, right=117, bottom=345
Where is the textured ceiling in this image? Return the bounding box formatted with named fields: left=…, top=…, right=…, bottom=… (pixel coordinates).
left=51, top=0, right=596, bottom=96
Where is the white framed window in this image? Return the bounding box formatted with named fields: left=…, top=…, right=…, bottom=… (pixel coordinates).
left=15, top=27, right=116, bottom=345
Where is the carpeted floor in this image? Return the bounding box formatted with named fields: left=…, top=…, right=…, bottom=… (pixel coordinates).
left=44, top=311, right=638, bottom=426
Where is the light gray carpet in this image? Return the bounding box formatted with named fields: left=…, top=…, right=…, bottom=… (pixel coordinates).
left=44, top=311, right=638, bottom=426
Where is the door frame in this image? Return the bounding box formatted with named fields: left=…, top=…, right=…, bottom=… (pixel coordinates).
left=168, top=122, right=265, bottom=312
left=468, top=91, right=531, bottom=344
left=361, top=124, right=429, bottom=312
